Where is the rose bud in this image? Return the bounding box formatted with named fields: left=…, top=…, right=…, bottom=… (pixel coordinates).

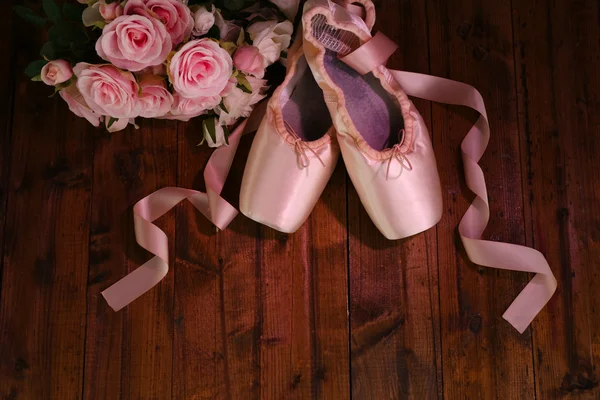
left=233, top=45, right=265, bottom=78
left=41, top=60, right=73, bottom=86
left=192, top=6, right=215, bottom=36
left=99, top=1, right=123, bottom=21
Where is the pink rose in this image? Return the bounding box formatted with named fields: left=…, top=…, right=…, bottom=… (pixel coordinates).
left=192, top=5, right=215, bottom=36
left=59, top=84, right=102, bottom=127
left=74, top=63, right=140, bottom=119
left=99, top=1, right=123, bottom=21
left=96, top=14, right=172, bottom=71
left=124, top=0, right=193, bottom=45
left=163, top=94, right=209, bottom=122
left=41, top=60, right=73, bottom=86
left=138, top=76, right=174, bottom=118
left=233, top=46, right=265, bottom=78
left=169, top=39, right=233, bottom=100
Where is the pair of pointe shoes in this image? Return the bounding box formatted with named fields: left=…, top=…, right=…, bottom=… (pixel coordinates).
left=240, top=0, right=442, bottom=239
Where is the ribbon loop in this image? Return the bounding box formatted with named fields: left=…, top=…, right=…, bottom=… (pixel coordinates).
left=385, top=130, right=412, bottom=180
left=101, top=114, right=260, bottom=311
left=284, top=120, right=326, bottom=169
left=391, top=70, right=557, bottom=333
left=337, top=21, right=557, bottom=331
left=340, top=31, right=399, bottom=74
left=332, top=0, right=376, bottom=30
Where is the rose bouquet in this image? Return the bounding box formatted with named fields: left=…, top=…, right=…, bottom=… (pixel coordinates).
left=15, top=0, right=297, bottom=146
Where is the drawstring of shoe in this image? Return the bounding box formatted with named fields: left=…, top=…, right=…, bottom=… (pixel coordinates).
left=385, top=129, right=412, bottom=180
left=283, top=120, right=326, bottom=169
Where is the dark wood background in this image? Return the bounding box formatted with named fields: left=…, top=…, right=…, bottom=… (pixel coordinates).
left=1, top=0, right=599, bottom=399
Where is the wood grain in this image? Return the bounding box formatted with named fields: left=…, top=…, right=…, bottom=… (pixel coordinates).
left=257, top=162, right=350, bottom=399
left=513, top=0, right=600, bottom=398
left=173, top=118, right=223, bottom=400
left=348, top=1, right=441, bottom=399
left=84, top=119, right=177, bottom=399
left=308, top=162, right=351, bottom=399
left=427, top=0, right=535, bottom=398
left=0, top=1, right=92, bottom=397
left=0, top=0, right=14, bottom=304
left=257, top=210, right=314, bottom=399
left=216, top=134, right=260, bottom=399
left=172, top=121, right=220, bottom=399
left=1, top=0, right=598, bottom=398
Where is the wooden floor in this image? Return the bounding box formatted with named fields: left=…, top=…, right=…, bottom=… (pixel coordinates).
left=1, top=0, right=600, bottom=399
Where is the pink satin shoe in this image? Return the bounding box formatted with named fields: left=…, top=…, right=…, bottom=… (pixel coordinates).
left=240, top=1, right=376, bottom=233
left=302, top=0, right=443, bottom=240
left=239, top=45, right=340, bottom=233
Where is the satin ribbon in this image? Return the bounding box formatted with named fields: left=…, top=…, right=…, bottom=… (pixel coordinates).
left=342, top=31, right=556, bottom=333
left=101, top=1, right=374, bottom=313
left=341, top=31, right=398, bottom=73
left=102, top=7, right=556, bottom=334
left=332, top=0, right=376, bottom=30
left=102, top=104, right=266, bottom=311
left=392, top=71, right=557, bottom=333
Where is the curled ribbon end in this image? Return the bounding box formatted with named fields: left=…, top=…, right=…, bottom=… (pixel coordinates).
left=100, top=117, right=254, bottom=312
left=101, top=290, right=124, bottom=312
left=502, top=313, right=529, bottom=335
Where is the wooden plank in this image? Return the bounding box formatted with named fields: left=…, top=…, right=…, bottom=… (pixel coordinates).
left=348, top=1, right=442, bottom=398
left=84, top=120, right=177, bottom=399
left=258, top=223, right=305, bottom=399
left=258, top=158, right=350, bottom=399
left=174, top=120, right=261, bottom=399
left=0, top=0, right=14, bottom=301
left=172, top=119, right=222, bottom=399
left=512, top=0, right=600, bottom=398
left=171, top=76, right=345, bottom=400
left=213, top=134, right=260, bottom=399
left=308, top=162, right=351, bottom=399
left=427, top=0, right=535, bottom=398
left=0, top=4, right=92, bottom=398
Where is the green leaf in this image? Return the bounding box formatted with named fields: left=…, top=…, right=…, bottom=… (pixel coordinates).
left=92, top=21, right=107, bottom=30
left=222, top=125, right=230, bottom=145
left=40, top=41, right=57, bottom=59
left=63, top=3, right=83, bottom=22
left=219, top=100, right=229, bottom=114
left=48, top=25, right=69, bottom=46
left=24, top=59, right=48, bottom=78
left=31, top=75, right=43, bottom=82
left=107, top=117, right=117, bottom=129
left=40, top=41, right=68, bottom=60
left=67, top=39, right=99, bottom=64
left=13, top=5, right=47, bottom=27
left=203, top=118, right=217, bottom=144
left=236, top=74, right=253, bottom=93
left=220, top=41, right=237, bottom=55
left=189, top=0, right=215, bottom=6
left=223, top=0, right=244, bottom=11
left=49, top=23, right=88, bottom=45
left=43, top=0, right=61, bottom=23
left=55, top=77, right=74, bottom=91
left=236, top=84, right=252, bottom=94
